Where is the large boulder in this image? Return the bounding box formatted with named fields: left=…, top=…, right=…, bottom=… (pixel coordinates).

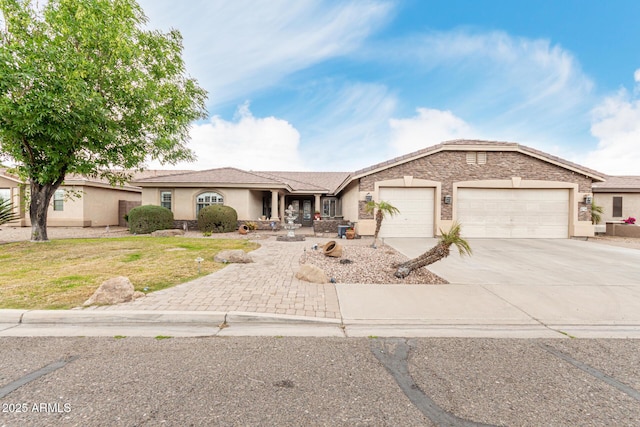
left=83, top=276, right=143, bottom=306
left=214, top=249, right=253, bottom=264
left=295, top=264, right=328, bottom=284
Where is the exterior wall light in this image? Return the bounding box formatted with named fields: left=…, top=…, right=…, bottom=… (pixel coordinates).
left=584, top=195, right=593, bottom=204
left=444, top=195, right=452, bottom=204
left=365, top=193, right=372, bottom=202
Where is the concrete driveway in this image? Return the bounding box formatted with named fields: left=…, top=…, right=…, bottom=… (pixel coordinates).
left=384, top=238, right=640, bottom=286
left=336, top=238, right=640, bottom=336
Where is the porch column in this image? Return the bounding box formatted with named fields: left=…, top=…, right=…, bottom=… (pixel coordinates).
left=315, top=194, right=321, bottom=216
left=280, top=194, right=286, bottom=224
left=270, top=190, right=279, bottom=221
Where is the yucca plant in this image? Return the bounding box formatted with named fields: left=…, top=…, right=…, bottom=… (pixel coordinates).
left=0, top=198, right=18, bottom=225
left=394, top=221, right=472, bottom=278
left=365, top=200, right=400, bottom=246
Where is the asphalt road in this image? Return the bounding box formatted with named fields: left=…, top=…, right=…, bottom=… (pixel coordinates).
left=1, top=337, right=639, bottom=426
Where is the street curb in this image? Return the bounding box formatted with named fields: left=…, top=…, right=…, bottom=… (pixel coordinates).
left=226, top=311, right=342, bottom=325
left=15, top=310, right=226, bottom=325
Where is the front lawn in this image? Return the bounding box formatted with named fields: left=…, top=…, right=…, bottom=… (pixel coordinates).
left=0, top=237, right=259, bottom=310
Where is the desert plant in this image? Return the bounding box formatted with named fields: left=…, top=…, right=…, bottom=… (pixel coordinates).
left=365, top=200, right=400, bottom=245
left=0, top=198, right=18, bottom=225
left=591, top=201, right=603, bottom=225
left=198, top=205, right=238, bottom=233
left=245, top=221, right=258, bottom=231
left=394, top=221, right=472, bottom=278
left=127, top=205, right=174, bottom=234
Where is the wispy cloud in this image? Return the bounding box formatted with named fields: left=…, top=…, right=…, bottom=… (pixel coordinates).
left=138, top=0, right=394, bottom=108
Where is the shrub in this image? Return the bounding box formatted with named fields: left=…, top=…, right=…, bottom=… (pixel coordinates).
left=128, top=205, right=174, bottom=234
left=198, top=205, right=238, bottom=233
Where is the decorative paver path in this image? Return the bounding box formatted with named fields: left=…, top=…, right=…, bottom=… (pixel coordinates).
left=92, top=236, right=343, bottom=319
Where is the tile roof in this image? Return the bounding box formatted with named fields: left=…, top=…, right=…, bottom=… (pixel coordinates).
left=593, top=176, right=640, bottom=191
left=133, top=167, right=285, bottom=186
left=255, top=171, right=351, bottom=194
left=352, top=139, right=606, bottom=180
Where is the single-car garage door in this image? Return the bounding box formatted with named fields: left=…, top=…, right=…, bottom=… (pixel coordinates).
left=379, top=187, right=434, bottom=238
left=457, top=188, right=569, bottom=238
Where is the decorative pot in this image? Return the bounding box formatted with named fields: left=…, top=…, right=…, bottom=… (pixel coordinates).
left=238, top=224, right=249, bottom=235
left=345, top=229, right=355, bottom=239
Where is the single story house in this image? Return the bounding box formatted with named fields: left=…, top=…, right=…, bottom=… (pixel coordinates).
left=134, top=140, right=607, bottom=239
left=593, top=176, right=640, bottom=224
left=0, top=169, right=188, bottom=227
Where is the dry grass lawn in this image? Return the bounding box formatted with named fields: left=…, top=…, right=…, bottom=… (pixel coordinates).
left=0, top=236, right=259, bottom=310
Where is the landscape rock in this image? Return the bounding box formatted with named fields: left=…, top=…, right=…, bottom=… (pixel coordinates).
left=84, top=276, right=136, bottom=306
left=214, top=249, right=253, bottom=264
left=151, top=229, right=185, bottom=237
left=295, top=264, right=328, bottom=284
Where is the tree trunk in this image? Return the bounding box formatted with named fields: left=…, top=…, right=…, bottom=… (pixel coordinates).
left=394, top=242, right=450, bottom=278
left=373, top=210, right=383, bottom=240
left=29, top=181, right=60, bottom=242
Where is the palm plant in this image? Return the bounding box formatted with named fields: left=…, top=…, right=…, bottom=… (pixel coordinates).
left=365, top=200, right=400, bottom=245
left=0, top=198, right=18, bottom=225
left=394, top=221, right=472, bottom=278
left=591, top=201, right=604, bottom=225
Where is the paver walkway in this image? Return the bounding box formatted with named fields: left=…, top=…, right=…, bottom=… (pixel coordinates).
left=91, top=236, right=343, bottom=319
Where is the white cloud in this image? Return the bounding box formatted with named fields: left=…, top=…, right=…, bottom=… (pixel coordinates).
left=389, top=108, right=473, bottom=155
left=152, top=103, right=304, bottom=171
left=583, top=88, right=640, bottom=175
left=634, top=68, right=640, bottom=83
left=138, top=0, right=393, bottom=107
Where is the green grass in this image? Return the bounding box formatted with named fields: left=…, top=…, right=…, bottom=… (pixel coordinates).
left=0, top=236, right=259, bottom=310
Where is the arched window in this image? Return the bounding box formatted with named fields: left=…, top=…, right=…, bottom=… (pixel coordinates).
left=196, top=192, right=224, bottom=214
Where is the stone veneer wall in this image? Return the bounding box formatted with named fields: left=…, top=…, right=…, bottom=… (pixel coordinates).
left=358, top=151, right=594, bottom=222
left=313, top=219, right=350, bottom=234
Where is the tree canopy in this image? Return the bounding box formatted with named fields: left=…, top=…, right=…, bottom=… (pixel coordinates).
left=0, top=0, right=207, bottom=240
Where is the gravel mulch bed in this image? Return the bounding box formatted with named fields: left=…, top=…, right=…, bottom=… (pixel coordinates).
left=301, top=242, right=448, bottom=285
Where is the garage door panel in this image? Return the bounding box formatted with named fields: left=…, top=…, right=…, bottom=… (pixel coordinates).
left=457, top=188, right=569, bottom=238
left=379, top=188, right=434, bottom=238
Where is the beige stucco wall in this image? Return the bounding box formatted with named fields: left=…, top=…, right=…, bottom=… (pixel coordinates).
left=339, top=180, right=359, bottom=222
left=83, top=186, right=140, bottom=226
left=594, top=193, right=640, bottom=224
left=248, top=190, right=265, bottom=220
left=143, top=187, right=256, bottom=220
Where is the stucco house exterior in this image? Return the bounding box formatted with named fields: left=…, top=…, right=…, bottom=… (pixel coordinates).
left=135, top=140, right=607, bottom=239
left=0, top=169, right=187, bottom=227
left=593, top=176, right=640, bottom=224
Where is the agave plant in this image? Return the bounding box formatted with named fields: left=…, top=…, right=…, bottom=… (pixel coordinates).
left=0, top=198, right=18, bottom=225
left=394, top=221, right=472, bottom=278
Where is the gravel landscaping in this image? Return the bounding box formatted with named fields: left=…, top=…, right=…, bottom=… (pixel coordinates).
left=301, top=242, right=448, bottom=285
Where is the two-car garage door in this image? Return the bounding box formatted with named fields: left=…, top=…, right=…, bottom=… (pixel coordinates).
left=457, top=188, right=569, bottom=238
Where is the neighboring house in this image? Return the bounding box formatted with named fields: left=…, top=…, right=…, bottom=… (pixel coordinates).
left=135, top=140, right=607, bottom=239
left=133, top=168, right=351, bottom=227
left=593, top=176, right=640, bottom=223
left=0, top=169, right=189, bottom=227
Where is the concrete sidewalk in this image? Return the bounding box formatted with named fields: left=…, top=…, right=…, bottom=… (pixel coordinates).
left=1, top=236, right=640, bottom=338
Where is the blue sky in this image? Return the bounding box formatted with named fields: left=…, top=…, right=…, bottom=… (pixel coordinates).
left=139, top=0, right=640, bottom=174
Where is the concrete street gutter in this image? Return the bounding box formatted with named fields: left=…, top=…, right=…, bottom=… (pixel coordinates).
left=2, top=308, right=640, bottom=338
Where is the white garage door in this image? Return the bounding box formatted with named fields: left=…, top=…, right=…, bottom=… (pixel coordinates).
left=378, top=187, right=434, bottom=238
left=457, top=188, right=569, bottom=238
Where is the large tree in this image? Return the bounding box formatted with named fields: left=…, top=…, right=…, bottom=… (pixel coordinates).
left=0, top=0, right=207, bottom=241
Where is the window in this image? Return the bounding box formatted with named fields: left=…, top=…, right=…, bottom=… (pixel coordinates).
left=613, top=196, right=623, bottom=217
left=160, top=191, right=172, bottom=210
left=53, top=190, right=64, bottom=211
left=322, top=197, right=341, bottom=218
left=196, top=191, right=223, bottom=214
left=0, top=188, right=10, bottom=202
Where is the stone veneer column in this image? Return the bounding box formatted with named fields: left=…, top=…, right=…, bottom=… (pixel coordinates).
left=270, top=190, right=279, bottom=221
left=315, top=194, right=321, bottom=215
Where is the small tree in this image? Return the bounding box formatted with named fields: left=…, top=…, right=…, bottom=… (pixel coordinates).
left=365, top=200, right=400, bottom=246
left=394, top=222, right=472, bottom=278
left=0, top=0, right=207, bottom=241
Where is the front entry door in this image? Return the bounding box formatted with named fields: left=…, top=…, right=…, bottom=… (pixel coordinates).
left=290, top=199, right=313, bottom=227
